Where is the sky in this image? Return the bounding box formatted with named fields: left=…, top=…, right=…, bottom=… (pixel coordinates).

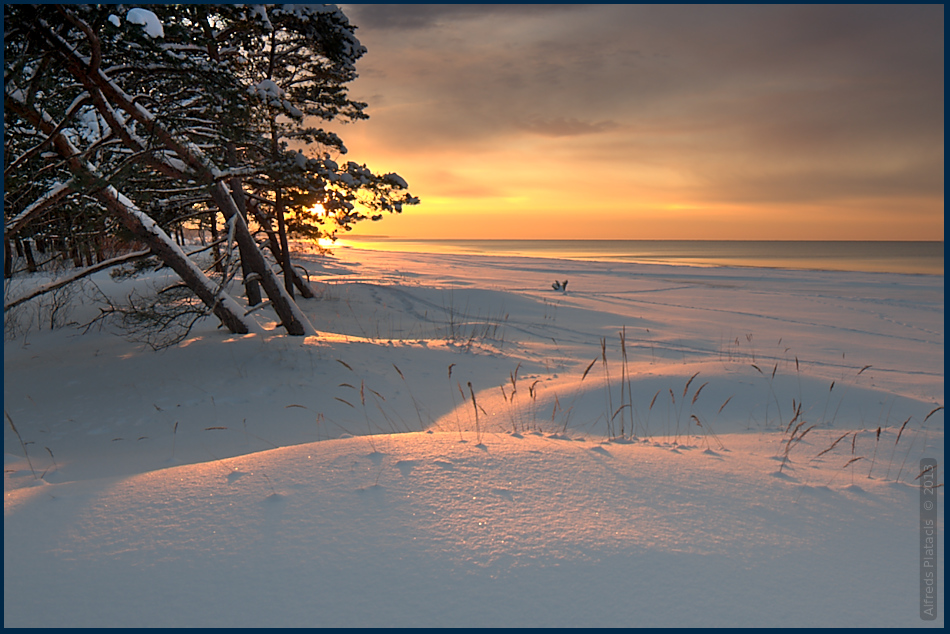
left=330, top=4, right=944, bottom=241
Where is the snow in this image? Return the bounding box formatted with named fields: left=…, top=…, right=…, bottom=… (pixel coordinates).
left=126, top=8, right=164, bottom=39
left=4, top=244, right=944, bottom=627
left=249, top=78, right=286, bottom=100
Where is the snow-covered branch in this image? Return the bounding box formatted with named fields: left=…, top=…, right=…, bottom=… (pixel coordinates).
left=5, top=248, right=151, bottom=311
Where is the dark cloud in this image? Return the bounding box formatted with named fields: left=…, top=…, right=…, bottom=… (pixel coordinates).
left=342, top=4, right=583, bottom=31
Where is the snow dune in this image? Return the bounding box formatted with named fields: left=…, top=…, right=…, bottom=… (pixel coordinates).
left=4, top=245, right=944, bottom=627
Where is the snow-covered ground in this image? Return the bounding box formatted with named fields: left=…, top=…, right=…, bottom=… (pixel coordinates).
left=4, top=244, right=944, bottom=627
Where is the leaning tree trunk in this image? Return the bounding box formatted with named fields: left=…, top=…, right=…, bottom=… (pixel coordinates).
left=249, top=203, right=316, bottom=299
left=273, top=188, right=295, bottom=298
left=225, top=142, right=263, bottom=306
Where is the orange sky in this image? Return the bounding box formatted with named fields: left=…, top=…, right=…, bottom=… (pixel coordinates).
left=330, top=5, right=944, bottom=241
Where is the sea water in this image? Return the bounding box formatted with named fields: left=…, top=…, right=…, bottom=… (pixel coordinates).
left=335, top=238, right=944, bottom=276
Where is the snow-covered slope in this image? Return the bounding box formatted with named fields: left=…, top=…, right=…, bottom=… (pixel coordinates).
left=4, top=245, right=944, bottom=627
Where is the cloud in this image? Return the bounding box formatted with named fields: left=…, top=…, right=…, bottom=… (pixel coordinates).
left=331, top=5, right=943, bottom=238
left=517, top=117, right=620, bottom=138
left=341, top=4, right=583, bottom=31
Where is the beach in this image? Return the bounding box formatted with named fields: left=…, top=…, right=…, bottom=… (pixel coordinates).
left=4, top=244, right=944, bottom=627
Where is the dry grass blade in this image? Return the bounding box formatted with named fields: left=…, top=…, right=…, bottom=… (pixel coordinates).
left=817, top=431, right=851, bottom=458
left=334, top=397, right=355, bottom=408
left=797, top=424, right=817, bottom=441
left=691, top=382, right=708, bottom=405
left=867, top=426, right=882, bottom=477
left=468, top=381, right=481, bottom=443
left=843, top=456, right=864, bottom=468
left=392, top=364, right=405, bottom=380
left=923, top=406, right=944, bottom=423
left=691, top=413, right=725, bottom=450
left=42, top=447, right=58, bottom=477
left=751, top=364, right=762, bottom=374
left=778, top=409, right=810, bottom=472
left=683, top=371, right=700, bottom=398
left=336, top=359, right=354, bottom=372
left=784, top=404, right=801, bottom=435
left=914, top=465, right=937, bottom=481
left=884, top=416, right=913, bottom=480
left=857, top=364, right=872, bottom=375
left=717, top=396, right=733, bottom=414
left=528, top=380, right=541, bottom=399
left=612, top=404, right=630, bottom=421
left=6, top=410, right=37, bottom=479
left=581, top=358, right=597, bottom=381
left=895, top=416, right=912, bottom=445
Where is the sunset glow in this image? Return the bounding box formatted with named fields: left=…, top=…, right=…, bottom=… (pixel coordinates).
left=332, top=5, right=943, bottom=241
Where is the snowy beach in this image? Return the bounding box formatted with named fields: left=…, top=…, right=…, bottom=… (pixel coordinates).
left=4, top=245, right=944, bottom=627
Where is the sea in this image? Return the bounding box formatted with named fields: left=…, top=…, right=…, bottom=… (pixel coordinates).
left=334, top=238, right=944, bottom=276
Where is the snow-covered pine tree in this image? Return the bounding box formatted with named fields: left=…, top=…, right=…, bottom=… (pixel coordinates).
left=4, top=4, right=274, bottom=334
left=5, top=4, right=417, bottom=339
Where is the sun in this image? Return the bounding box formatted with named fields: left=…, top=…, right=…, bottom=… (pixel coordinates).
left=304, top=203, right=337, bottom=248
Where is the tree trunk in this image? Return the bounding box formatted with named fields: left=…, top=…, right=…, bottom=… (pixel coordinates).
left=249, top=205, right=316, bottom=299
left=69, top=239, right=82, bottom=268
left=206, top=182, right=312, bottom=335
left=225, top=143, right=262, bottom=306
left=209, top=212, right=223, bottom=274
left=80, top=240, right=93, bottom=267
left=4, top=239, right=13, bottom=279
left=274, top=188, right=295, bottom=298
